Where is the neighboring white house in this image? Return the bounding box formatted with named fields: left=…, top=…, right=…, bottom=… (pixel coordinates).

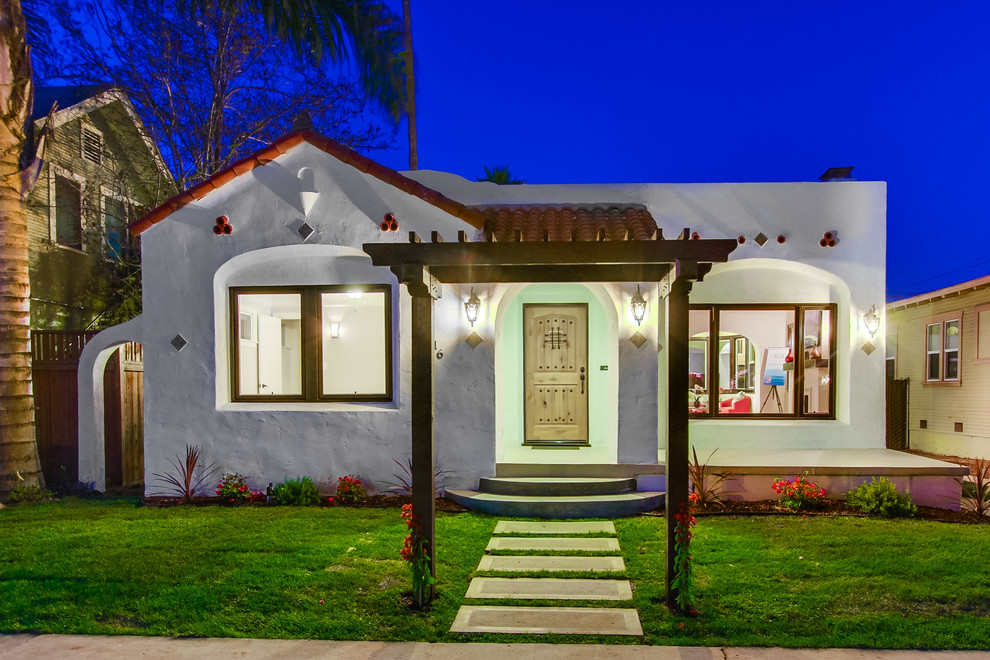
left=76, top=131, right=891, bottom=496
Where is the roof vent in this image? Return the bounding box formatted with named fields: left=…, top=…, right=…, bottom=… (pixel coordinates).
left=82, top=126, right=103, bottom=165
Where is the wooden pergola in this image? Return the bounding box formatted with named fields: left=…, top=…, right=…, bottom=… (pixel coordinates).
left=364, top=229, right=737, bottom=607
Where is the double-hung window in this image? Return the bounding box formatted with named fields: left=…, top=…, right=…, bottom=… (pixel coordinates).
left=231, top=285, right=392, bottom=402
left=688, top=303, right=837, bottom=418
left=925, top=313, right=961, bottom=385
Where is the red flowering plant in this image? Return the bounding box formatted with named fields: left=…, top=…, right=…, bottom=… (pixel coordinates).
left=671, top=501, right=698, bottom=613
left=335, top=475, right=367, bottom=505
left=216, top=473, right=252, bottom=503
left=772, top=472, right=827, bottom=510
left=400, top=503, right=435, bottom=608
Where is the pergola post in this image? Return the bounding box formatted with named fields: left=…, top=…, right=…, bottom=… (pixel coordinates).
left=395, top=260, right=441, bottom=602
left=663, top=266, right=695, bottom=610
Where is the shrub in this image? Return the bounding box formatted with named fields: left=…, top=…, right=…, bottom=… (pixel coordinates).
left=846, top=477, right=917, bottom=518
left=272, top=477, right=322, bottom=506
left=7, top=483, right=54, bottom=504
left=958, top=457, right=990, bottom=518
left=335, top=475, right=367, bottom=505
left=772, top=473, right=827, bottom=510
left=688, top=447, right=729, bottom=508
left=386, top=457, right=451, bottom=497
left=216, top=473, right=252, bottom=503
left=154, top=445, right=218, bottom=502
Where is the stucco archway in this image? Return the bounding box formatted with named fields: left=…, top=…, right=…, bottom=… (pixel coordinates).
left=492, top=282, right=620, bottom=465
left=78, top=315, right=144, bottom=491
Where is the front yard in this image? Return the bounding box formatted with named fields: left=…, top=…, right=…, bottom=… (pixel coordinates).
left=1, top=498, right=988, bottom=648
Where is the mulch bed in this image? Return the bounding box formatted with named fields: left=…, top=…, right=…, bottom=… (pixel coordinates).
left=678, top=499, right=988, bottom=524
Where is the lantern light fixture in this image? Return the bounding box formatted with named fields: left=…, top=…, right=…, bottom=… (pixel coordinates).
left=863, top=304, right=881, bottom=337
left=630, top=284, right=647, bottom=326
left=328, top=322, right=340, bottom=339
left=464, top=287, right=481, bottom=327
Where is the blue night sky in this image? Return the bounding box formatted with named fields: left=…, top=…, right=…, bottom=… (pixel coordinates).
left=372, top=1, right=990, bottom=301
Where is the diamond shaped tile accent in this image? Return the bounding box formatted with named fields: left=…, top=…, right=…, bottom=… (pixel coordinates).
left=297, top=222, right=314, bottom=240
left=171, top=334, right=187, bottom=352
left=465, top=331, right=484, bottom=348
left=754, top=232, right=769, bottom=246
left=861, top=341, right=876, bottom=355
left=629, top=331, right=647, bottom=348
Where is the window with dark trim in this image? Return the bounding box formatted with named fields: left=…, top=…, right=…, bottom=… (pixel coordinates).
left=925, top=312, right=961, bottom=385
left=54, top=174, right=83, bottom=250
left=687, top=303, right=837, bottom=419
left=230, top=285, right=392, bottom=402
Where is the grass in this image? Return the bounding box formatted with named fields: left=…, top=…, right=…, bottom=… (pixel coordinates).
left=1, top=498, right=989, bottom=648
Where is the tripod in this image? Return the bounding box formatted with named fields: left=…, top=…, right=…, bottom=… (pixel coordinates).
left=760, top=385, right=783, bottom=413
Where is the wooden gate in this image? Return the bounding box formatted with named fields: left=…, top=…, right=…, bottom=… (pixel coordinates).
left=31, top=331, right=143, bottom=488
left=886, top=377, right=909, bottom=450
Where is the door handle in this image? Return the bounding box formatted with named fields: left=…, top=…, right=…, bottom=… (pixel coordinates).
left=580, top=367, right=586, bottom=394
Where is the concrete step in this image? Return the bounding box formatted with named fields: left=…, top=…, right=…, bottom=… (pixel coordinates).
left=493, top=521, right=616, bottom=535
left=477, top=555, right=625, bottom=573
left=479, top=477, right=636, bottom=497
left=450, top=605, right=643, bottom=635
left=447, top=489, right=663, bottom=519
left=465, top=577, right=633, bottom=601
left=486, top=537, right=620, bottom=553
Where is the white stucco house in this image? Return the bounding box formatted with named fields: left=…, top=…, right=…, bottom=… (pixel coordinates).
left=75, top=130, right=966, bottom=508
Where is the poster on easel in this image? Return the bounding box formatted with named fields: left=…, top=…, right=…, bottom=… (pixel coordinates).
left=762, top=347, right=789, bottom=386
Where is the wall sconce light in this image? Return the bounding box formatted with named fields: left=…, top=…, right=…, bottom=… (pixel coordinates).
left=328, top=322, right=340, bottom=339
left=464, top=287, right=481, bottom=327
left=863, top=304, right=881, bottom=337
left=630, top=285, right=647, bottom=326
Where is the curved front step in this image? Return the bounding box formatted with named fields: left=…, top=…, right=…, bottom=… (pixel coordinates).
left=480, top=477, right=635, bottom=497
left=446, top=489, right=664, bottom=519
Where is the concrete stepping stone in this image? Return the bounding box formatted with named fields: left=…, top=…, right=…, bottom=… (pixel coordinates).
left=486, top=537, right=620, bottom=553
left=450, top=605, right=643, bottom=635
left=478, top=555, right=625, bottom=572
left=466, top=577, right=633, bottom=601
left=493, top=521, right=616, bottom=535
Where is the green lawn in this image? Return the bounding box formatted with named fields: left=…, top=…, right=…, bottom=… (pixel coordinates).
left=1, top=498, right=988, bottom=648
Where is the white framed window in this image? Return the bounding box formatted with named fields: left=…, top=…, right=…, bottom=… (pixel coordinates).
left=925, top=313, right=961, bottom=385
left=81, top=124, right=103, bottom=165
left=49, top=166, right=85, bottom=251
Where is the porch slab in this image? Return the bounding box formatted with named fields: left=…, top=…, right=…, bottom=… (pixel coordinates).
left=705, top=448, right=968, bottom=476
left=487, top=537, right=620, bottom=553
left=450, top=605, right=643, bottom=636
left=465, top=577, right=633, bottom=601
left=493, top=521, right=616, bottom=535
left=478, top=555, right=625, bottom=573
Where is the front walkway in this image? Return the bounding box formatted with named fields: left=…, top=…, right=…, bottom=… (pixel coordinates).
left=3, top=634, right=988, bottom=659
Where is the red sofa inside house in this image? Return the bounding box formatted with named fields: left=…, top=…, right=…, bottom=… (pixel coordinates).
left=719, top=394, right=752, bottom=414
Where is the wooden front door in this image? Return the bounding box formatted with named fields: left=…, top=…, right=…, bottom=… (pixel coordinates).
left=524, top=304, right=589, bottom=445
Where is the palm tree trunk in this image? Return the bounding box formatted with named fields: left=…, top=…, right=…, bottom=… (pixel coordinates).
left=0, top=0, right=44, bottom=496
left=402, top=0, right=417, bottom=170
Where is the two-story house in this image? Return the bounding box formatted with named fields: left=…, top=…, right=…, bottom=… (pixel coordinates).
left=27, top=85, right=174, bottom=330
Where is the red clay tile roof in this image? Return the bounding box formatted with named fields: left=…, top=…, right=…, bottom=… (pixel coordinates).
left=128, top=130, right=485, bottom=236
left=474, top=204, right=659, bottom=242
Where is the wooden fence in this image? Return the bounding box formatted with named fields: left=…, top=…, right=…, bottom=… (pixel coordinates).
left=31, top=331, right=143, bottom=488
